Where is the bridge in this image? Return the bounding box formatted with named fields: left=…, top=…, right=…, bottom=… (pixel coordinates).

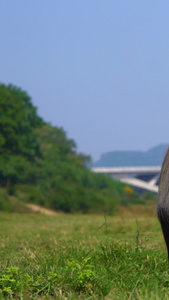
left=91, top=166, right=161, bottom=194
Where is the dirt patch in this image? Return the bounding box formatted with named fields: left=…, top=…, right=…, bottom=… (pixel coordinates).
left=26, top=204, right=58, bottom=216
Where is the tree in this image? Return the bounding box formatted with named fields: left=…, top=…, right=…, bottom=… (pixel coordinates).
left=36, top=123, right=76, bottom=161
left=0, top=84, right=43, bottom=187
left=0, top=84, right=43, bottom=159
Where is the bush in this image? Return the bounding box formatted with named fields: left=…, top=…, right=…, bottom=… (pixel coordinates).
left=0, top=189, right=30, bottom=213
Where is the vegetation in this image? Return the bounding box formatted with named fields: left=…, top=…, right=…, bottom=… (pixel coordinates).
left=0, top=83, right=148, bottom=214
left=0, top=83, right=162, bottom=299
left=0, top=208, right=167, bottom=299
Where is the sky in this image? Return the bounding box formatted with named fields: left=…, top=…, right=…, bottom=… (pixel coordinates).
left=1, top=1, right=169, bottom=161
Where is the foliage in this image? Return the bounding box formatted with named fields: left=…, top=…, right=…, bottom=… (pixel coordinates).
left=0, top=189, right=30, bottom=212
left=0, top=84, right=42, bottom=158
left=0, top=84, right=43, bottom=187
left=0, top=83, right=144, bottom=213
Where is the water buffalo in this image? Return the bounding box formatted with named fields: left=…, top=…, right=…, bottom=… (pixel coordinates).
left=157, top=147, right=169, bottom=258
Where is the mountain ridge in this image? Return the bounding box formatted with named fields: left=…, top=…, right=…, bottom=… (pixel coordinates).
left=93, top=144, right=168, bottom=167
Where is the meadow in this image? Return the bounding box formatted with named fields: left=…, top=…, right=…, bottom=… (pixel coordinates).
left=0, top=204, right=169, bottom=299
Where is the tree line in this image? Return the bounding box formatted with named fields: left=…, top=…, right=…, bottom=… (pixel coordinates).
left=0, top=83, right=153, bottom=213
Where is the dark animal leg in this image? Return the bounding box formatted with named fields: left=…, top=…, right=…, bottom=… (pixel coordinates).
left=157, top=207, right=169, bottom=260
left=157, top=147, right=169, bottom=259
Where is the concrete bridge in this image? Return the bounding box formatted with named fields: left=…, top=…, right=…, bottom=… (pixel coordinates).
left=91, top=166, right=161, bottom=193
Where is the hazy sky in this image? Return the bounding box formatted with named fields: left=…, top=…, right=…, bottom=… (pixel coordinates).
left=1, top=1, right=169, bottom=161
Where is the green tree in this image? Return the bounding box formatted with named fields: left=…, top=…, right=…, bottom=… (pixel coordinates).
left=0, top=84, right=42, bottom=159
left=36, top=123, right=76, bottom=161
left=0, top=84, right=43, bottom=187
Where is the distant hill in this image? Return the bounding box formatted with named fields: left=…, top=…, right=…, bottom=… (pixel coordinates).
left=93, top=144, right=169, bottom=167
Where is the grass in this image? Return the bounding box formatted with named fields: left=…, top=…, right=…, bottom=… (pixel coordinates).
left=0, top=204, right=169, bottom=299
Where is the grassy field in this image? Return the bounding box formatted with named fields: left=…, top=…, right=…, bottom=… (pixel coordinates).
left=0, top=204, right=169, bottom=299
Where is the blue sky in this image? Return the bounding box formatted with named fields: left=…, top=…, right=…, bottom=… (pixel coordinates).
left=1, top=1, right=169, bottom=161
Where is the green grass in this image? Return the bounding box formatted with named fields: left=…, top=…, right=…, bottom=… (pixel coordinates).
left=0, top=208, right=169, bottom=299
